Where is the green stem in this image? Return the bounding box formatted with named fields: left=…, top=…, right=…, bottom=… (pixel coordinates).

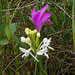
left=35, top=0, right=39, bottom=11
left=72, top=0, right=75, bottom=51
left=34, top=62, right=37, bottom=75
left=39, top=62, right=47, bottom=75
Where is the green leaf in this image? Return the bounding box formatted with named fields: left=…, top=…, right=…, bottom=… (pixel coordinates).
left=9, top=23, right=16, bottom=36
left=5, top=8, right=11, bottom=40
left=0, top=22, right=6, bottom=32
left=0, top=39, right=9, bottom=45
left=12, top=35, right=20, bottom=44
left=12, top=35, right=25, bottom=47
left=5, top=25, right=11, bottom=40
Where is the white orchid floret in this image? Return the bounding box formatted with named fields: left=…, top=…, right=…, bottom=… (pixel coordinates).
left=37, top=37, right=54, bottom=58
left=43, top=38, right=47, bottom=43
left=43, top=38, right=51, bottom=45
left=47, top=38, right=51, bottom=45
left=47, top=46, right=54, bottom=51
left=37, top=32, right=40, bottom=37
left=40, top=44, right=54, bottom=51
left=26, top=37, right=31, bottom=44
left=19, top=47, right=39, bottom=62
left=37, top=47, right=49, bottom=59
left=21, top=37, right=26, bottom=42
left=19, top=47, right=31, bottom=57
left=21, top=37, right=30, bottom=45
left=41, top=38, right=54, bottom=51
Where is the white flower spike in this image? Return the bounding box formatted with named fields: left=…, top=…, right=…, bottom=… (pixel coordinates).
left=19, top=47, right=39, bottom=62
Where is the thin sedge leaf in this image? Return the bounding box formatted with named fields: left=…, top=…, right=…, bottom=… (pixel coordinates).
left=35, top=0, right=39, bottom=11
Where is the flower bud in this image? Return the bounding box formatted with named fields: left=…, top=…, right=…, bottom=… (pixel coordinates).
left=25, top=28, right=29, bottom=32
left=26, top=37, right=31, bottom=44
left=25, top=28, right=31, bottom=35
left=34, top=29, right=37, bottom=33
left=37, top=32, right=40, bottom=37
left=26, top=31, right=29, bottom=35
left=30, top=31, right=34, bottom=34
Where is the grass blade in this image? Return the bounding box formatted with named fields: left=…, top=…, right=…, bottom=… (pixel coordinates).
left=72, top=0, right=75, bottom=50
left=35, top=0, right=39, bottom=11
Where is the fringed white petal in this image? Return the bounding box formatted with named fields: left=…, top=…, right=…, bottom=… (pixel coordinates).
left=37, top=50, right=44, bottom=55
left=44, top=52, right=49, bottom=59
left=48, top=46, right=54, bottom=51
left=19, top=47, right=26, bottom=53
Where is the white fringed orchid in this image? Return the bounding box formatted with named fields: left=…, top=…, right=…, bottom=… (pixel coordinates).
left=19, top=47, right=39, bottom=62
left=37, top=38, right=54, bottom=59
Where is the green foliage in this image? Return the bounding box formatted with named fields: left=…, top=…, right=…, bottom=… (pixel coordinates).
left=0, top=39, right=8, bottom=45
left=5, top=25, right=11, bottom=40
left=9, top=23, right=17, bottom=36
left=0, top=22, right=6, bottom=32
left=12, top=35, right=20, bottom=44
left=12, top=35, right=25, bottom=48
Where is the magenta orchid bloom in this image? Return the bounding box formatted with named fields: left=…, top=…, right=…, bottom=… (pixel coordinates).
left=31, top=4, right=53, bottom=32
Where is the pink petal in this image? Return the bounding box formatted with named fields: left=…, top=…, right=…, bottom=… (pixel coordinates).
left=32, top=11, right=40, bottom=31
left=41, top=4, right=48, bottom=13
left=44, top=19, right=53, bottom=25
left=39, top=13, right=52, bottom=25
left=37, top=4, right=48, bottom=22
left=37, top=13, right=52, bottom=32
left=31, top=6, right=36, bottom=18
left=37, top=19, right=53, bottom=32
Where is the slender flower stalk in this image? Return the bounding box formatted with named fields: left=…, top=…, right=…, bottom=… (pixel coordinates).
left=31, top=4, right=53, bottom=32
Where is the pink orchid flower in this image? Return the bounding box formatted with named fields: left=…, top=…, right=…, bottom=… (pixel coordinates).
left=31, top=4, right=53, bottom=32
